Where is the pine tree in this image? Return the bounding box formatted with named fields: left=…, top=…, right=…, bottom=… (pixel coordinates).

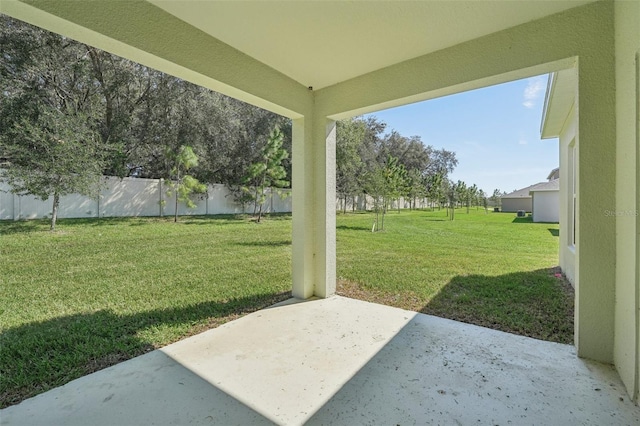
left=165, top=145, right=207, bottom=222
left=243, top=127, right=289, bottom=223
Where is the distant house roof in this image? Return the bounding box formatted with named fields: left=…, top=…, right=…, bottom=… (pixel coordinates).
left=547, top=167, right=559, bottom=181
left=529, top=179, right=559, bottom=194
left=502, top=179, right=560, bottom=199
left=502, top=184, right=540, bottom=199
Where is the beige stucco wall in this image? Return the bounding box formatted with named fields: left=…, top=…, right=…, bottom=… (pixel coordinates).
left=501, top=198, right=532, bottom=213
left=531, top=191, right=559, bottom=223
left=559, top=103, right=577, bottom=288
left=614, top=0, right=640, bottom=402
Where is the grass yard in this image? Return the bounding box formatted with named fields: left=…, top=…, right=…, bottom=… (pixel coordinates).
left=0, top=209, right=572, bottom=408
left=0, top=215, right=293, bottom=408
left=336, top=208, right=573, bottom=345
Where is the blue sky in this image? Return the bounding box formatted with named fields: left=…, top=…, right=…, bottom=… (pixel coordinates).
left=364, top=75, right=559, bottom=195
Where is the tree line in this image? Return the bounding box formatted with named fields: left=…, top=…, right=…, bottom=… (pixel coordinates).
left=1, top=15, right=505, bottom=230
left=0, top=15, right=290, bottom=228
left=336, top=117, right=505, bottom=228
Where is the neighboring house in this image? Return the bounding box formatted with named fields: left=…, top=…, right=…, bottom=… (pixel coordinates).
left=501, top=186, right=534, bottom=213
left=529, top=178, right=560, bottom=223
left=502, top=169, right=560, bottom=218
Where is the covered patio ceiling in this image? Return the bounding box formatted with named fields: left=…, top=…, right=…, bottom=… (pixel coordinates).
left=149, top=0, right=595, bottom=90
left=1, top=0, right=595, bottom=117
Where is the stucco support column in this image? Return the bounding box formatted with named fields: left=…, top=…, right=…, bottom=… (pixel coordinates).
left=291, top=114, right=336, bottom=299
left=575, top=49, right=616, bottom=363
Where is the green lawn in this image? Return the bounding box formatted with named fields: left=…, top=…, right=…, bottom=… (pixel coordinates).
left=336, top=208, right=572, bottom=344
left=0, top=209, right=572, bottom=408
left=0, top=215, right=293, bottom=408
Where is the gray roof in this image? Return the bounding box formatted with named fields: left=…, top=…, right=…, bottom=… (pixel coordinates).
left=502, top=179, right=559, bottom=199
left=529, top=179, right=559, bottom=193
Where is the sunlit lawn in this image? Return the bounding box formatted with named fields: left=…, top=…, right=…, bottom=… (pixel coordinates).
left=0, top=215, right=293, bottom=408
left=336, top=208, right=572, bottom=345
left=0, top=209, right=571, bottom=408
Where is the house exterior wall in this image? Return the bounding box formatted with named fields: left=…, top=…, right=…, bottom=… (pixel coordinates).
left=559, top=104, right=577, bottom=288
left=501, top=198, right=532, bottom=213
left=531, top=191, right=559, bottom=223
left=614, top=0, right=640, bottom=402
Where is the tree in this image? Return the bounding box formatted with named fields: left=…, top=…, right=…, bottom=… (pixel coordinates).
left=467, top=184, right=478, bottom=213
left=405, top=168, right=424, bottom=210
left=478, top=189, right=488, bottom=213
left=491, top=189, right=503, bottom=209
left=336, top=118, right=365, bottom=213
left=1, top=108, right=105, bottom=231
left=362, top=163, right=388, bottom=232
left=0, top=17, right=107, bottom=230
left=243, top=126, right=290, bottom=223
left=447, top=180, right=458, bottom=221
left=2, top=16, right=293, bottom=189
left=426, top=148, right=459, bottom=178
left=165, top=145, right=207, bottom=222
left=383, top=155, right=408, bottom=213
left=455, top=180, right=467, bottom=211
left=425, top=173, right=443, bottom=210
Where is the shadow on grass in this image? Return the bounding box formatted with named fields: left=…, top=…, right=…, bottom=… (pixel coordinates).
left=511, top=216, right=533, bottom=223
left=234, top=240, right=291, bottom=247
left=421, top=267, right=574, bottom=344
left=336, top=211, right=372, bottom=216
left=548, top=228, right=560, bottom=237
left=336, top=225, right=372, bottom=232
left=0, top=220, right=44, bottom=235
left=0, top=214, right=288, bottom=234
left=179, top=214, right=251, bottom=224
left=338, top=267, right=574, bottom=345
left=0, top=291, right=290, bottom=409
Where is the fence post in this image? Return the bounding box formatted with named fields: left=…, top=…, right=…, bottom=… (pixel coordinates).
left=206, top=185, right=210, bottom=215
left=159, top=179, right=163, bottom=217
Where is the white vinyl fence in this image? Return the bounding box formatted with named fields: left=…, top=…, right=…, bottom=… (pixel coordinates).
left=0, top=176, right=292, bottom=220
left=0, top=176, right=440, bottom=221
left=335, top=195, right=432, bottom=212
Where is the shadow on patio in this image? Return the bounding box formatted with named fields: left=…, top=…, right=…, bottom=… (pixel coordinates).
left=2, top=296, right=638, bottom=425
left=0, top=291, right=291, bottom=409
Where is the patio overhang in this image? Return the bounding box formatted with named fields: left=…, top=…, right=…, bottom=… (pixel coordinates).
left=1, top=0, right=638, bottom=405
left=540, top=68, right=578, bottom=139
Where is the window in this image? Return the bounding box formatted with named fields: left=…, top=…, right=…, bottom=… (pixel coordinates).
left=568, top=140, right=577, bottom=247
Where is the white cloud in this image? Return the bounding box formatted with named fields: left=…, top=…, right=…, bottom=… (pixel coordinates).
left=519, top=139, right=528, bottom=145
left=522, top=76, right=546, bottom=109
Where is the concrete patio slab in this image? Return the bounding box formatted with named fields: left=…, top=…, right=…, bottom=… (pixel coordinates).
left=2, top=296, right=639, bottom=425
